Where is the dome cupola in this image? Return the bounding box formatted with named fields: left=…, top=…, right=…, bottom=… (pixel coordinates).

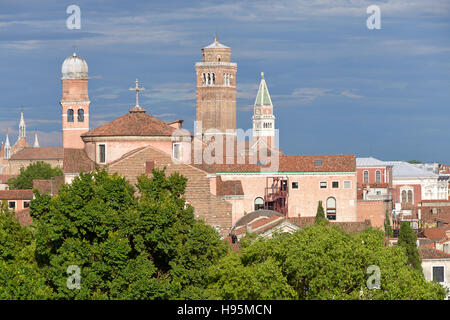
left=61, top=52, right=88, bottom=80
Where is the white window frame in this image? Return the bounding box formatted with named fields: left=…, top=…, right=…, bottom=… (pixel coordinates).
left=343, top=180, right=352, bottom=189
left=332, top=181, right=339, bottom=189
left=363, top=170, right=369, bottom=184
left=23, top=200, right=31, bottom=209
left=320, top=181, right=327, bottom=189
left=375, top=170, right=381, bottom=183
left=8, top=201, right=16, bottom=210
left=432, top=265, right=445, bottom=283
left=172, top=143, right=182, bottom=160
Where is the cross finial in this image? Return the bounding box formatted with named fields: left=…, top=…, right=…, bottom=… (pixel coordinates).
left=261, top=72, right=264, bottom=79
left=129, top=78, right=145, bottom=108
left=214, top=32, right=218, bottom=43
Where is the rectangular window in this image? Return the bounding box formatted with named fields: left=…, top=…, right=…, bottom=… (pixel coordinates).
left=432, top=266, right=444, bottom=283
left=8, top=201, right=15, bottom=210
left=332, top=181, right=339, bottom=188
left=23, top=201, right=30, bottom=208
left=173, top=143, right=181, bottom=160
left=344, top=181, right=352, bottom=189
left=99, top=144, right=106, bottom=164
left=314, top=160, right=323, bottom=166
left=320, top=181, right=327, bottom=189
left=292, top=182, right=298, bottom=189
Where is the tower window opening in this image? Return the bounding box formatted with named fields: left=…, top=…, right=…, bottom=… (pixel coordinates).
left=77, top=108, right=84, bottom=122
left=67, top=109, right=74, bottom=122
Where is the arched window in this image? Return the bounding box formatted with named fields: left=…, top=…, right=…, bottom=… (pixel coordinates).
left=217, top=55, right=221, bottom=62
left=407, top=190, right=413, bottom=203
left=363, top=170, right=369, bottom=184
left=401, top=190, right=407, bottom=203
left=212, top=73, right=215, bottom=85
left=67, top=109, right=74, bottom=122
left=375, top=170, right=381, bottom=183
left=254, top=197, right=264, bottom=211
left=77, top=108, right=84, bottom=122
left=326, top=197, right=336, bottom=220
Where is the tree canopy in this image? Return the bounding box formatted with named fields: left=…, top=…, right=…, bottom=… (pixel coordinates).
left=0, top=168, right=447, bottom=300
left=7, top=161, right=63, bottom=190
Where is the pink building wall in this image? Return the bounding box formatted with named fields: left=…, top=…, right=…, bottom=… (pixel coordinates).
left=220, top=173, right=357, bottom=225
left=84, top=139, right=173, bottom=164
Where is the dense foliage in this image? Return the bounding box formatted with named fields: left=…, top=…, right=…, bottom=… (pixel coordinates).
left=398, top=221, right=422, bottom=272
left=0, top=169, right=447, bottom=300
left=384, top=210, right=393, bottom=237
left=7, top=161, right=63, bottom=190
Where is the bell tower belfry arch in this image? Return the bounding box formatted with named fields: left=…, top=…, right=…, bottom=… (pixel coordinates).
left=195, top=34, right=237, bottom=137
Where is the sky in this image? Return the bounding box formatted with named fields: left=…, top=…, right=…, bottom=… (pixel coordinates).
left=0, top=0, right=449, bottom=163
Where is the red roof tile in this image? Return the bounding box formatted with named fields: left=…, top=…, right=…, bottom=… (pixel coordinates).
left=9, top=147, right=63, bottom=160
left=194, top=154, right=355, bottom=174
left=81, top=110, right=176, bottom=137
left=0, top=189, right=34, bottom=200
left=424, top=228, right=447, bottom=241
left=419, top=247, right=450, bottom=259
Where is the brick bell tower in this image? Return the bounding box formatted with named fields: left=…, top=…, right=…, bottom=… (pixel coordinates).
left=60, top=52, right=90, bottom=149
left=195, top=34, right=237, bottom=137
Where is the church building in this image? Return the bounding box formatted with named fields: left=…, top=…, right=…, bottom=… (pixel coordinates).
left=2, top=36, right=362, bottom=236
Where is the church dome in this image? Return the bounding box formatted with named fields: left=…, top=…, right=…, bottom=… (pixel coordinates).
left=61, top=52, right=88, bottom=80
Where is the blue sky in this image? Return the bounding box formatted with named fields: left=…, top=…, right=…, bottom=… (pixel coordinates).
left=0, top=0, right=449, bottom=163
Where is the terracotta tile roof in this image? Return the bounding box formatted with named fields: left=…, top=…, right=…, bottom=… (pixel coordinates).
left=419, top=247, right=450, bottom=259
left=9, top=147, right=63, bottom=160
left=231, top=210, right=284, bottom=231
left=194, top=154, right=355, bottom=174
left=63, top=148, right=96, bottom=174
left=0, top=189, right=34, bottom=200
left=15, top=208, right=32, bottom=227
left=81, top=110, right=177, bottom=137
left=424, top=228, right=447, bottom=241
left=216, top=177, right=244, bottom=196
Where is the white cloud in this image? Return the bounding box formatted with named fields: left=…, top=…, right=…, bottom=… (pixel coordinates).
left=341, top=90, right=363, bottom=99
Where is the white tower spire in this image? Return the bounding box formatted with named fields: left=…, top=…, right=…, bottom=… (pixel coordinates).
left=33, top=132, right=40, bottom=148
left=4, top=132, right=11, bottom=159
left=19, top=111, right=26, bottom=138
left=252, top=72, right=275, bottom=142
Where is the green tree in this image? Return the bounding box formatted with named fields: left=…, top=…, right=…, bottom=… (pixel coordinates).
left=232, top=224, right=446, bottom=300
left=384, top=210, right=393, bottom=237
left=0, top=203, right=52, bottom=299
left=398, top=221, right=422, bottom=272
left=407, top=160, right=422, bottom=164
left=7, top=161, right=63, bottom=190
left=33, top=168, right=227, bottom=299
left=314, top=200, right=328, bottom=225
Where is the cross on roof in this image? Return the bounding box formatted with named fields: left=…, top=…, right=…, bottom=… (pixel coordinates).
left=129, top=78, right=145, bottom=108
